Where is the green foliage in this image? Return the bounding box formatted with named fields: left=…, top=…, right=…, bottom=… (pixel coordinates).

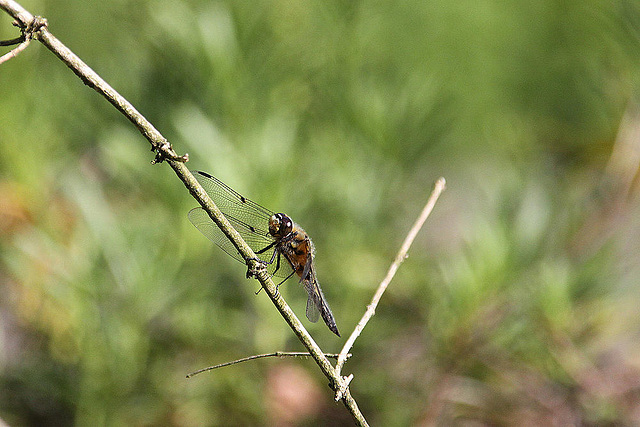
left=2, top=0, right=640, bottom=425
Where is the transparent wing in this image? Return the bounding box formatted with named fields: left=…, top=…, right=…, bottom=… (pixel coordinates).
left=189, top=171, right=291, bottom=278
left=302, top=268, right=340, bottom=336
left=188, top=207, right=273, bottom=264
left=304, top=279, right=321, bottom=323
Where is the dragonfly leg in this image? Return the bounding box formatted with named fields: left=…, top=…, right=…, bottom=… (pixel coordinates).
left=259, top=249, right=283, bottom=281
left=252, top=242, right=280, bottom=279
left=255, top=241, right=277, bottom=258
left=271, top=250, right=281, bottom=277
left=274, top=268, right=297, bottom=299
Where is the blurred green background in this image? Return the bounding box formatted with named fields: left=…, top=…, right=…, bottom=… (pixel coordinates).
left=2, top=0, right=640, bottom=425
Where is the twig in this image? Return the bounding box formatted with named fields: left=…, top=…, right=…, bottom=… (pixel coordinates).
left=0, top=0, right=31, bottom=28
left=335, top=178, right=446, bottom=376
left=0, top=15, right=44, bottom=65
left=0, top=35, right=28, bottom=64
left=0, top=34, right=24, bottom=46
left=0, top=2, right=369, bottom=424
left=335, top=374, right=354, bottom=401
left=187, top=352, right=351, bottom=378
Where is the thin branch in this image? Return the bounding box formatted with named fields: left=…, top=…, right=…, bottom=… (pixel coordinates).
left=0, top=2, right=368, bottom=424
left=335, top=178, right=446, bottom=376
left=0, top=14, right=42, bottom=65
left=0, top=34, right=24, bottom=46
left=0, top=34, right=29, bottom=64
left=187, top=352, right=352, bottom=378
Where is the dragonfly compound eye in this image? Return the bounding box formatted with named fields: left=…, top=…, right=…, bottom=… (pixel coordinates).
left=276, top=213, right=293, bottom=235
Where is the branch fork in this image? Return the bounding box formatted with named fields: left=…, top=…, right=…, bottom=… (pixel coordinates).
left=0, top=14, right=46, bottom=64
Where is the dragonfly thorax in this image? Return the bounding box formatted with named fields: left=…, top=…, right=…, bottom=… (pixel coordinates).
left=268, top=213, right=294, bottom=240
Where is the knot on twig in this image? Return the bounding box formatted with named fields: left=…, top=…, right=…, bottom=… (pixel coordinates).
left=246, top=257, right=268, bottom=279
left=334, top=373, right=354, bottom=401
left=0, top=16, right=48, bottom=65
left=27, top=16, right=48, bottom=38
left=150, top=140, right=189, bottom=164
left=18, top=16, right=48, bottom=41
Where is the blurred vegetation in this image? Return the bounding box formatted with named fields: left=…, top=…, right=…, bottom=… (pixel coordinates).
left=2, top=0, right=640, bottom=425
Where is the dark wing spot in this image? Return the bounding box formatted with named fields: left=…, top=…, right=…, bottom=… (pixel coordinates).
left=240, top=196, right=247, bottom=203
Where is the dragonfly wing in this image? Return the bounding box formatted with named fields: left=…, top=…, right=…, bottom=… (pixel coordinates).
left=304, top=281, right=321, bottom=323
left=194, top=171, right=274, bottom=230
left=190, top=172, right=293, bottom=278
left=189, top=207, right=245, bottom=263
left=189, top=207, right=289, bottom=277
left=303, top=272, right=340, bottom=336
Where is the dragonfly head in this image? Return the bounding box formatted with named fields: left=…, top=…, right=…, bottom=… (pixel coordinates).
left=269, top=213, right=293, bottom=239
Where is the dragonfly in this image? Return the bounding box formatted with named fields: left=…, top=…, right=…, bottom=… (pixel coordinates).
left=188, top=170, right=340, bottom=337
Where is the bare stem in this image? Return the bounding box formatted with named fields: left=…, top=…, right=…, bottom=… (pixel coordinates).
left=0, top=7, right=41, bottom=65
left=0, top=37, right=28, bottom=64
left=0, top=34, right=24, bottom=46
left=187, top=352, right=351, bottom=378
left=335, top=178, right=446, bottom=376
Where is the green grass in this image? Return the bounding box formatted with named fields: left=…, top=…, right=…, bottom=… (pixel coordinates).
left=1, top=0, right=640, bottom=425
